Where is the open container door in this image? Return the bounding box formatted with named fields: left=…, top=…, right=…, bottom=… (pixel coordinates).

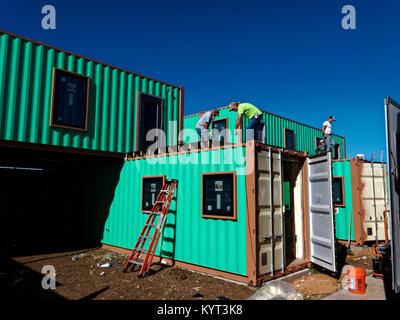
left=307, top=152, right=337, bottom=272
left=384, top=96, right=400, bottom=293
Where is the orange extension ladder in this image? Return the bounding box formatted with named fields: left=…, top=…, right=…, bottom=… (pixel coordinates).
left=123, top=179, right=178, bottom=277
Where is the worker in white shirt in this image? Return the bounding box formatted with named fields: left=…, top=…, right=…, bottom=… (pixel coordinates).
left=195, top=109, right=220, bottom=140
left=322, top=116, right=336, bottom=152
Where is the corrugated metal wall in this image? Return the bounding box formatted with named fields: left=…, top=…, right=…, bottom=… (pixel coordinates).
left=332, top=160, right=355, bottom=241
left=82, top=159, right=125, bottom=244
left=359, top=162, right=389, bottom=242
left=332, top=160, right=390, bottom=243
left=0, top=31, right=182, bottom=153
left=184, top=107, right=346, bottom=158
left=84, top=146, right=248, bottom=276
left=256, top=149, right=283, bottom=275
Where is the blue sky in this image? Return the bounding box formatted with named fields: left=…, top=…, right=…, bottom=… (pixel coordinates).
left=1, top=0, right=399, bottom=160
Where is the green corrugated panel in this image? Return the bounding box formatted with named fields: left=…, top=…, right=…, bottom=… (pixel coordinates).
left=184, top=107, right=346, bottom=158
left=0, top=31, right=182, bottom=153
left=333, top=160, right=354, bottom=241
left=93, top=147, right=248, bottom=276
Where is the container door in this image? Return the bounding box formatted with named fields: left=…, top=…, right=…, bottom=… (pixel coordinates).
left=307, top=152, right=336, bottom=272
left=384, top=96, right=400, bottom=293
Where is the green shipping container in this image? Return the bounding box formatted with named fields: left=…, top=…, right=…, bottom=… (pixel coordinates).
left=0, top=30, right=183, bottom=154
left=332, top=160, right=355, bottom=242
left=184, top=107, right=346, bottom=158
left=86, top=146, right=248, bottom=276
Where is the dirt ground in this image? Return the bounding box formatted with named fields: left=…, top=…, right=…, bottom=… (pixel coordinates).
left=0, top=245, right=375, bottom=300
left=287, top=246, right=373, bottom=300
left=0, top=247, right=256, bottom=300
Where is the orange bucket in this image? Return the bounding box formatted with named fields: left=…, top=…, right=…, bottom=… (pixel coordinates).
left=347, top=267, right=366, bottom=295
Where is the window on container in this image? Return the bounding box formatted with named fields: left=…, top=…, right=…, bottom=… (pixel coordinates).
left=255, top=122, right=266, bottom=144
left=334, top=144, right=341, bottom=160
left=50, top=68, right=90, bottom=131
left=284, top=129, right=295, bottom=150
left=142, top=176, right=165, bottom=212
left=333, top=177, right=345, bottom=207
left=211, top=118, right=228, bottom=143
left=137, top=93, right=164, bottom=152
left=202, top=172, right=236, bottom=220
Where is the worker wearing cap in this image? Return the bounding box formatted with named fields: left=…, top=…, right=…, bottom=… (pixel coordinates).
left=195, top=109, right=220, bottom=141
left=228, top=102, right=263, bottom=141
left=322, top=116, right=336, bottom=152
left=316, top=139, right=325, bottom=154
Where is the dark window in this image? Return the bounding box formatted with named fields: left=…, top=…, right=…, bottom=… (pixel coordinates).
left=333, top=177, right=345, bottom=206
left=142, top=177, right=164, bottom=212
left=137, top=93, right=164, bottom=152
left=334, top=144, right=341, bottom=159
left=255, top=122, right=266, bottom=144
left=284, top=129, right=295, bottom=150
left=211, top=119, right=227, bottom=143
left=202, top=173, right=236, bottom=219
left=51, top=68, right=89, bottom=130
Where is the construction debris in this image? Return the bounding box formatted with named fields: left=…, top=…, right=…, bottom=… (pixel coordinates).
left=72, top=253, right=91, bottom=261
left=247, top=280, right=304, bottom=300
left=105, top=253, right=119, bottom=261
left=99, top=262, right=116, bottom=268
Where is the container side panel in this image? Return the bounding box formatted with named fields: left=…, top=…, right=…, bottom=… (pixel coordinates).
left=0, top=31, right=182, bottom=153
left=385, top=98, right=400, bottom=293
left=95, top=147, right=247, bottom=276
left=359, top=162, right=390, bottom=242
left=332, top=160, right=354, bottom=241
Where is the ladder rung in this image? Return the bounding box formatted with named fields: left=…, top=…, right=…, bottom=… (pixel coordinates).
left=146, top=223, right=157, bottom=227
left=151, top=212, right=163, bottom=216
left=128, top=260, right=143, bottom=266
left=155, top=201, right=165, bottom=204
left=141, top=235, right=153, bottom=240
left=136, top=248, right=148, bottom=253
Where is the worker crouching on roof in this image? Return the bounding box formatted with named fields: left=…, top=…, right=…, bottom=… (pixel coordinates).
left=195, top=109, right=220, bottom=141
left=316, top=139, right=325, bottom=154
left=228, top=102, right=263, bottom=142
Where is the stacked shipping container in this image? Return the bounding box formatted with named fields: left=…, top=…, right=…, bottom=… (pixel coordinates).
left=0, top=30, right=183, bottom=153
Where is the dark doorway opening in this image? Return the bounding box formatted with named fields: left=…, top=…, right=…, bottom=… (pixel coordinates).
left=0, top=146, right=123, bottom=256
left=137, top=93, right=164, bottom=152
